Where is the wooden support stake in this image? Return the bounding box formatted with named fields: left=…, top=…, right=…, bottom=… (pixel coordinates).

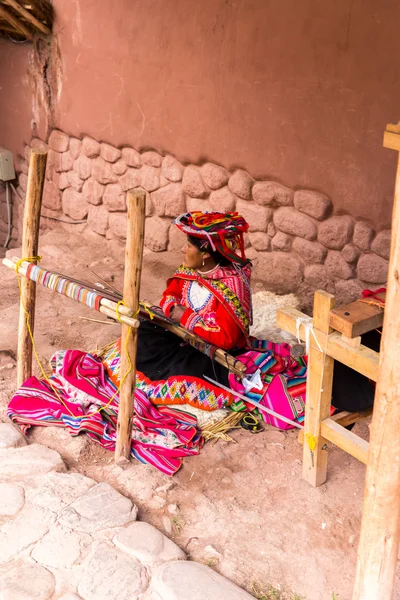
left=353, top=135, right=400, bottom=599
left=302, top=290, right=336, bottom=487
left=17, top=150, right=47, bottom=388
left=115, top=188, right=146, bottom=463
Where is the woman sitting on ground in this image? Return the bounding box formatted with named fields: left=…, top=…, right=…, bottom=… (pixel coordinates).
left=135, top=211, right=252, bottom=386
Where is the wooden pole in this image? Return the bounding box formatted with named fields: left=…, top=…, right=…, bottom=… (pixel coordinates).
left=17, top=150, right=47, bottom=389
left=302, top=290, right=336, bottom=487
left=0, top=4, right=33, bottom=40
left=3, top=0, right=51, bottom=35
left=115, top=188, right=146, bottom=463
left=353, top=130, right=400, bottom=599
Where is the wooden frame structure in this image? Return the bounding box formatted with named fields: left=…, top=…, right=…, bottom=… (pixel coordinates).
left=14, top=149, right=146, bottom=463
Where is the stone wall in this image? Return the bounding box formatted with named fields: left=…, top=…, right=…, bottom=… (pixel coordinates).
left=9, top=129, right=389, bottom=307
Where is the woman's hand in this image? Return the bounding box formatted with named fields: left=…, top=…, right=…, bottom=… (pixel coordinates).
left=170, top=305, right=186, bottom=323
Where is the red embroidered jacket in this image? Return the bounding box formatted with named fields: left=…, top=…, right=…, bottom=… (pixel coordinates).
left=160, top=264, right=252, bottom=351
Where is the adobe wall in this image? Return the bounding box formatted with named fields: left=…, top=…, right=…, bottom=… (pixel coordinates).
left=11, top=131, right=388, bottom=307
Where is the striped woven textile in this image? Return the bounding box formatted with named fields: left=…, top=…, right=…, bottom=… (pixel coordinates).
left=26, top=264, right=103, bottom=310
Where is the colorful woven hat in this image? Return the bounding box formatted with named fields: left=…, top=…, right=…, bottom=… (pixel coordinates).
left=173, top=211, right=249, bottom=265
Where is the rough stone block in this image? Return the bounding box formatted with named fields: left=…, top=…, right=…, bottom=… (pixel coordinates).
left=271, top=231, right=291, bottom=251
left=100, top=142, right=121, bottom=163
left=78, top=543, right=148, bottom=600
left=103, top=183, right=126, bottom=212
left=92, top=156, right=118, bottom=185
left=145, top=216, right=170, bottom=251
left=168, top=225, right=186, bottom=251
left=67, top=171, right=84, bottom=192
left=292, top=237, right=326, bottom=264
left=353, top=221, right=374, bottom=251
left=0, top=563, right=55, bottom=600
left=294, top=190, right=332, bottom=220
left=142, top=150, right=162, bottom=167
left=82, top=178, right=104, bottom=205
left=18, top=157, right=29, bottom=175
left=31, top=137, right=48, bottom=151
left=58, top=482, right=137, bottom=533
left=82, top=136, right=100, bottom=158
left=151, top=183, right=185, bottom=217
left=245, top=246, right=259, bottom=263
left=357, top=253, right=389, bottom=283
left=228, top=169, right=254, bottom=200
left=88, top=205, right=109, bottom=236
left=0, top=483, right=25, bottom=516
left=42, top=179, right=62, bottom=211
left=267, top=222, right=276, bottom=237
left=201, top=163, right=229, bottom=190
left=114, top=521, right=186, bottom=566
left=237, top=199, right=272, bottom=232
left=341, top=244, right=360, bottom=264
left=318, top=215, right=354, bottom=250
left=325, top=250, right=354, bottom=280
left=248, top=231, right=270, bottom=251
left=186, top=198, right=212, bottom=213
left=73, top=154, right=92, bottom=180
left=162, top=155, right=184, bottom=182
left=120, top=168, right=141, bottom=192
left=274, top=206, right=317, bottom=240
left=60, top=151, right=74, bottom=172
left=113, top=158, right=127, bottom=176
left=0, top=443, right=66, bottom=480
left=335, top=279, right=364, bottom=305
left=48, top=129, right=70, bottom=153
left=62, top=188, right=89, bottom=220
left=254, top=252, right=303, bottom=294
left=57, top=172, right=70, bottom=190
left=69, top=137, right=82, bottom=160
left=150, top=561, right=255, bottom=600
left=209, top=186, right=236, bottom=212
left=182, top=165, right=208, bottom=198
left=253, top=181, right=293, bottom=206
left=304, top=264, right=333, bottom=291
left=140, top=165, right=161, bottom=192
left=371, top=229, right=391, bottom=259
left=0, top=423, right=27, bottom=449
left=122, top=147, right=141, bottom=168
left=109, top=212, right=128, bottom=240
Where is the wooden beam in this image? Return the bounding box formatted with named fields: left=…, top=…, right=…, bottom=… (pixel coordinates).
left=276, top=307, right=380, bottom=381
left=298, top=407, right=373, bottom=445
left=353, top=145, right=400, bottom=599
left=115, top=188, right=146, bottom=464
left=330, top=299, right=384, bottom=338
left=320, top=418, right=369, bottom=465
left=0, top=3, right=33, bottom=40
left=3, top=0, right=51, bottom=35
left=302, top=290, right=335, bottom=487
left=383, top=131, right=400, bottom=152
left=17, top=150, right=47, bottom=388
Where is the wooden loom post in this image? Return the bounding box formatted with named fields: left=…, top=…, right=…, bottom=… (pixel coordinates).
left=115, top=188, right=146, bottom=463
left=353, top=124, right=400, bottom=600
left=302, top=290, right=336, bottom=487
left=17, top=150, right=47, bottom=389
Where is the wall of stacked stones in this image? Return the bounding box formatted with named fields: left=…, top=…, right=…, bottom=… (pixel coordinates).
left=9, top=129, right=389, bottom=306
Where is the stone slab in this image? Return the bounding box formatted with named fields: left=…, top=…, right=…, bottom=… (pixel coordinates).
left=58, top=482, right=138, bottom=533
left=0, top=483, right=25, bottom=516
left=0, top=444, right=66, bottom=481
left=114, top=521, right=186, bottom=566
left=0, top=422, right=27, bottom=449
left=149, top=561, right=254, bottom=600
left=0, top=563, right=55, bottom=600
left=78, top=543, right=148, bottom=600
left=32, top=524, right=92, bottom=568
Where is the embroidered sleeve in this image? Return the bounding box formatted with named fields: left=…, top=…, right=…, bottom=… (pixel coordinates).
left=180, top=302, right=245, bottom=350
left=159, top=278, right=184, bottom=317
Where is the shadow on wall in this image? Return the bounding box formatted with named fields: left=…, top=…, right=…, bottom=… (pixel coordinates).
left=7, top=130, right=389, bottom=307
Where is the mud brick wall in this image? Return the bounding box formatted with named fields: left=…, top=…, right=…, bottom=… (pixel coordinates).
left=9, top=130, right=389, bottom=306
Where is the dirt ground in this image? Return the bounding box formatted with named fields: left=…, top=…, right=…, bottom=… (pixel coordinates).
left=0, top=228, right=398, bottom=600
